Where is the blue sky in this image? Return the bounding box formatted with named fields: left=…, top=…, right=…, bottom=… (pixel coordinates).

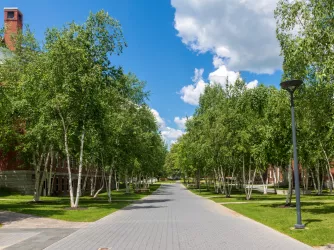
left=1, top=0, right=283, bottom=145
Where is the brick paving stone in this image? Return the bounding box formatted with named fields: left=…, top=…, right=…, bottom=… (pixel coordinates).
left=46, top=183, right=313, bottom=250
left=0, top=231, right=39, bottom=249
left=0, top=228, right=80, bottom=250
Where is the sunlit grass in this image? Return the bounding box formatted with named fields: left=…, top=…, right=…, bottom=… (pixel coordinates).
left=225, top=202, right=334, bottom=246
left=0, top=184, right=160, bottom=222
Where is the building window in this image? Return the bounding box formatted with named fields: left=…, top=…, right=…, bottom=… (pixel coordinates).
left=62, top=178, right=65, bottom=191
left=18, top=13, right=22, bottom=21
left=7, top=12, right=14, bottom=19
left=55, top=178, right=59, bottom=191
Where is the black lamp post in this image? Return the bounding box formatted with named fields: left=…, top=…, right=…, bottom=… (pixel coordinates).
left=280, top=79, right=305, bottom=229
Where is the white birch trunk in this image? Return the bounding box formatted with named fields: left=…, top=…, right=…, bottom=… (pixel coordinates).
left=242, top=155, right=246, bottom=189
left=301, top=168, right=309, bottom=194
left=272, top=167, right=277, bottom=193
left=115, top=170, right=119, bottom=191
left=107, top=168, right=113, bottom=202
left=321, top=144, right=334, bottom=193
left=125, top=170, right=130, bottom=194
left=213, top=168, right=219, bottom=193
left=311, top=169, right=317, bottom=192
left=93, top=169, right=105, bottom=198
left=220, top=167, right=226, bottom=195
left=136, top=174, right=140, bottom=191
left=38, top=150, right=50, bottom=198
left=74, top=128, right=85, bottom=207
left=82, top=168, right=90, bottom=196
left=321, top=166, right=324, bottom=194
left=316, top=163, right=322, bottom=195
left=58, top=109, right=75, bottom=207
left=260, top=172, right=268, bottom=195
left=90, top=167, right=98, bottom=196
left=47, top=150, right=54, bottom=196
left=33, top=151, right=44, bottom=202
left=246, top=167, right=257, bottom=200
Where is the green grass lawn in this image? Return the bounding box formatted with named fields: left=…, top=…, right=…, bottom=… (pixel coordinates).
left=188, top=186, right=334, bottom=203
left=225, top=202, right=334, bottom=247
left=0, top=184, right=160, bottom=222
left=186, top=185, right=334, bottom=247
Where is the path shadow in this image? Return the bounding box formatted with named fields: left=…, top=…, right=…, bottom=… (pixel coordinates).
left=151, top=185, right=174, bottom=195
left=260, top=202, right=334, bottom=217
left=260, top=203, right=295, bottom=208
left=133, top=199, right=172, bottom=204
left=301, top=203, right=334, bottom=215
left=0, top=210, right=38, bottom=225
left=159, top=185, right=173, bottom=188
left=123, top=205, right=167, bottom=210
left=0, top=209, right=66, bottom=226
left=303, top=219, right=322, bottom=226
left=151, top=192, right=173, bottom=196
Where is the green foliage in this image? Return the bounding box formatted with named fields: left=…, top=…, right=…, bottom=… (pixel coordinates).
left=167, top=80, right=291, bottom=196
left=275, top=0, right=334, bottom=81
left=0, top=10, right=165, bottom=205
left=275, top=0, right=334, bottom=193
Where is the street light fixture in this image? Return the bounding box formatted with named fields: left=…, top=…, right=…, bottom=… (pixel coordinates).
left=280, top=79, right=305, bottom=230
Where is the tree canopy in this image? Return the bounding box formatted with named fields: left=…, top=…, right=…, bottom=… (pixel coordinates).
left=0, top=11, right=166, bottom=207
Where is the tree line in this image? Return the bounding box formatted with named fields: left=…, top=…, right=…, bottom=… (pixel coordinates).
left=0, top=11, right=166, bottom=207
left=165, top=0, right=334, bottom=204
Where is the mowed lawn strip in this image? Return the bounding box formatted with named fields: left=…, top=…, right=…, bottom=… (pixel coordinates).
left=224, top=202, right=334, bottom=247
left=188, top=186, right=334, bottom=202
left=0, top=184, right=160, bottom=222
left=186, top=185, right=334, bottom=247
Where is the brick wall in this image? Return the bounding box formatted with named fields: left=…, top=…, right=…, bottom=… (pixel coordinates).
left=0, top=170, right=34, bottom=194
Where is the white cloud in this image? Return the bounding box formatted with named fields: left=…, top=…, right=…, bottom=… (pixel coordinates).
left=171, top=0, right=281, bottom=74
left=246, top=80, right=258, bottom=89
left=180, top=68, right=207, bottom=105
left=174, top=116, right=192, bottom=130
left=192, top=68, right=204, bottom=82
left=151, top=109, right=184, bottom=146
left=161, top=127, right=184, bottom=141
left=213, top=55, right=224, bottom=69
left=179, top=64, right=259, bottom=105
left=151, top=108, right=165, bottom=128
left=209, top=64, right=240, bottom=87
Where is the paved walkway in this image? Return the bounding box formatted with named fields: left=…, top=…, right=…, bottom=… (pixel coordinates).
left=0, top=211, right=89, bottom=249
left=46, top=183, right=312, bottom=250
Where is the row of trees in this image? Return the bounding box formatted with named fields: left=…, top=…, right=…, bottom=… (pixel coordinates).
left=165, top=0, right=334, bottom=203
left=0, top=11, right=166, bottom=207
